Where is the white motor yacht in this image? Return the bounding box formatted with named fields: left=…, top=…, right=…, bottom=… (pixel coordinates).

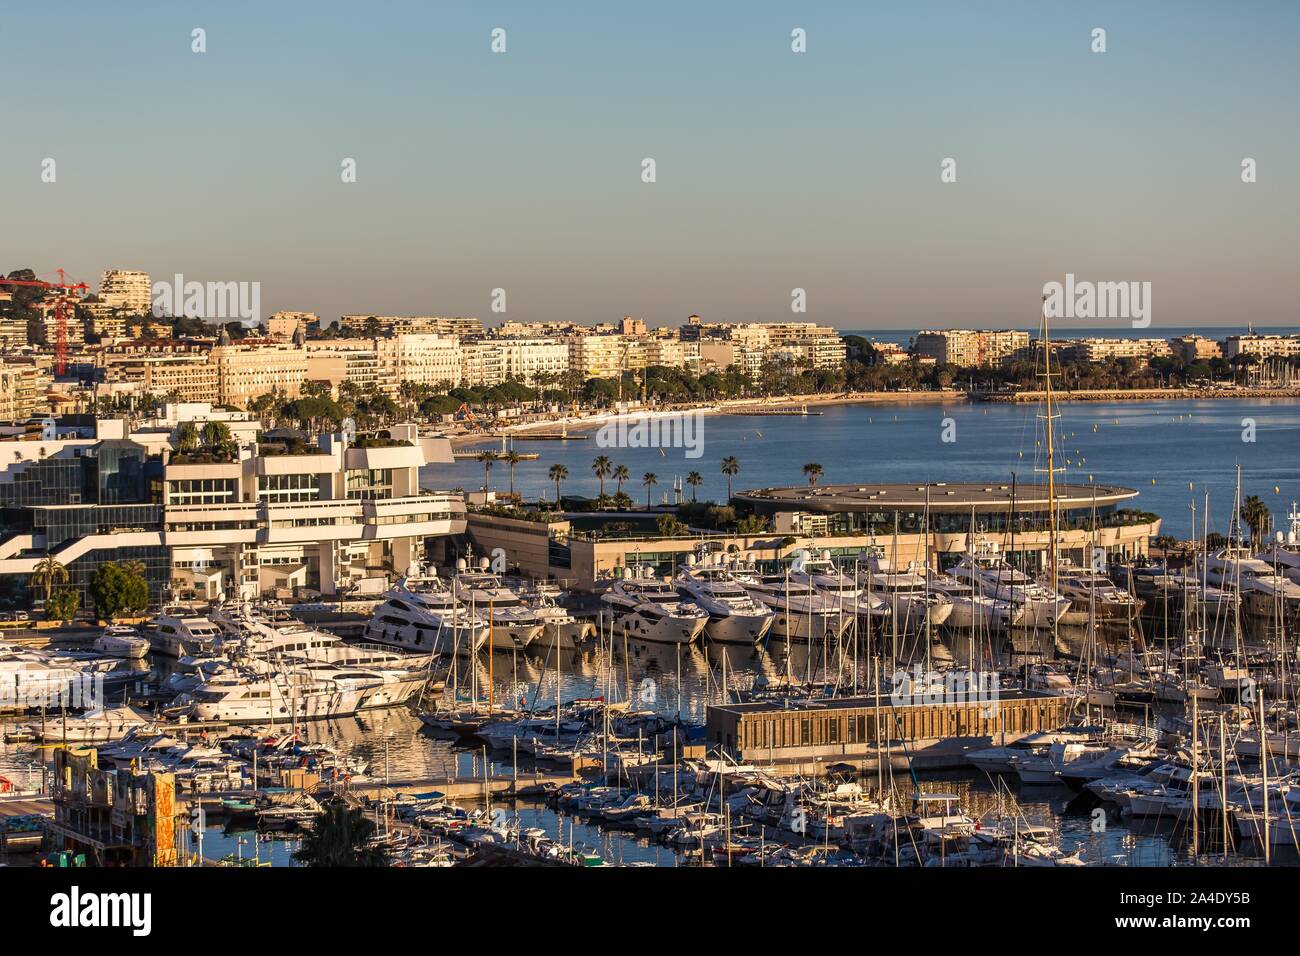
left=148, top=610, right=222, bottom=657
left=600, top=568, right=709, bottom=645
left=363, top=576, right=491, bottom=656
left=731, top=565, right=854, bottom=644
left=858, top=546, right=953, bottom=631
left=950, top=543, right=1070, bottom=628
left=674, top=554, right=775, bottom=645
left=451, top=560, right=547, bottom=651
left=92, top=624, right=151, bottom=660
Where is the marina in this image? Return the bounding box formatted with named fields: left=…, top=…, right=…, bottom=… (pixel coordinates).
left=1, top=3, right=1294, bottom=935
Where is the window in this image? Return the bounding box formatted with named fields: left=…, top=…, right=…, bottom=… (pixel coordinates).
left=346, top=468, right=393, bottom=500
left=258, top=472, right=320, bottom=503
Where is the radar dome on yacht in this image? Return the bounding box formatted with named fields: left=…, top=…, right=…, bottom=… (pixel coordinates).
left=479, top=557, right=490, bottom=570
left=456, top=558, right=468, bottom=571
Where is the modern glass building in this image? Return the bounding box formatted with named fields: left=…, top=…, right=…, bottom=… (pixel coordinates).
left=0, top=439, right=167, bottom=608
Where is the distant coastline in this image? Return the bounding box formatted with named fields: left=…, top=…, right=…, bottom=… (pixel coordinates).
left=447, top=386, right=1300, bottom=446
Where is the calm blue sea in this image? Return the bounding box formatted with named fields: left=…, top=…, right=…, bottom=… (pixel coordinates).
left=433, top=397, right=1300, bottom=539
left=841, top=326, right=1300, bottom=347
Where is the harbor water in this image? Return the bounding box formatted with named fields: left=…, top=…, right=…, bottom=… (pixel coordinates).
left=436, top=397, right=1300, bottom=539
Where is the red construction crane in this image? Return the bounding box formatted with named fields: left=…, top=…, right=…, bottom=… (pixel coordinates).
left=0, top=268, right=89, bottom=375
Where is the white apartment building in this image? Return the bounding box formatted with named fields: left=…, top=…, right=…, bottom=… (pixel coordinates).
left=98, top=270, right=153, bottom=315
left=0, top=360, right=51, bottom=420
left=913, top=329, right=1031, bottom=367
left=1170, top=335, right=1223, bottom=363
left=210, top=340, right=309, bottom=407
left=1059, top=338, right=1172, bottom=362
left=339, top=315, right=485, bottom=339
left=477, top=337, right=570, bottom=385
left=305, top=340, right=394, bottom=396
left=98, top=341, right=220, bottom=403
left=375, top=333, right=462, bottom=390
left=267, top=311, right=318, bottom=341
left=568, top=333, right=645, bottom=379
left=1223, top=334, right=1300, bottom=360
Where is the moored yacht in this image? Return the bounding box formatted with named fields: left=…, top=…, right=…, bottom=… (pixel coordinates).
left=93, top=624, right=151, bottom=660
left=600, top=568, right=709, bottom=645
left=513, top=580, right=595, bottom=649
left=731, top=566, right=852, bottom=644
left=1200, top=545, right=1300, bottom=620
left=927, top=571, right=1017, bottom=631
left=675, top=554, right=775, bottom=645
left=363, top=576, right=490, bottom=656
left=857, top=546, right=953, bottom=631
left=148, top=610, right=222, bottom=657
left=1051, top=561, right=1143, bottom=624
left=950, top=543, right=1070, bottom=628
left=451, top=560, right=546, bottom=651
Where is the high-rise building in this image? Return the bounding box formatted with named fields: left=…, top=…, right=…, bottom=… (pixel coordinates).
left=98, top=270, right=153, bottom=315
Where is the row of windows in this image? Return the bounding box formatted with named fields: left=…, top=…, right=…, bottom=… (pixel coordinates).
left=168, top=478, right=237, bottom=505
left=258, top=473, right=322, bottom=504
left=346, top=468, right=393, bottom=500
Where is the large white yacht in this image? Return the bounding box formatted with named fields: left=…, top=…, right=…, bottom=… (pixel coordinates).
left=148, top=610, right=222, bottom=657
left=450, top=560, right=547, bottom=651
left=92, top=625, right=151, bottom=660
left=793, top=551, right=893, bottom=625
left=1259, top=505, right=1300, bottom=585
left=949, top=543, right=1070, bottom=628
left=1200, top=545, right=1300, bottom=620
left=731, top=566, right=852, bottom=644
left=214, top=602, right=434, bottom=671
left=512, top=580, right=595, bottom=649
left=363, top=576, right=491, bottom=656
left=0, top=645, right=96, bottom=711
left=173, top=657, right=425, bottom=723
left=927, top=571, right=1018, bottom=630
left=674, top=554, right=775, bottom=645
left=1050, top=561, right=1144, bottom=624
left=173, top=664, right=369, bottom=723
left=857, top=546, right=953, bottom=631
left=600, top=568, right=709, bottom=645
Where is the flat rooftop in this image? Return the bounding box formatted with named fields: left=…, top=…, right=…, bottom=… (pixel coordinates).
left=735, top=481, right=1138, bottom=514
left=710, top=688, right=1062, bottom=716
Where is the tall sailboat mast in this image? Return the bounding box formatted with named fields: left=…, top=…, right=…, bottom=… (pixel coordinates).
left=1039, top=294, right=1060, bottom=596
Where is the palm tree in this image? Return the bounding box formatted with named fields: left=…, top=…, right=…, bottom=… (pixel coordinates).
left=476, top=450, right=496, bottom=491
left=176, top=421, right=199, bottom=455
left=613, top=464, right=630, bottom=495
left=720, top=456, right=740, bottom=501
left=1240, top=494, right=1272, bottom=544
left=293, top=802, right=389, bottom=867
left=200, top=420, right=232, bottom=455
left=31, top=554, right=68, bottom=603
left=504, top=450, right=523, bottom=496
left=803, top=462, right=823, bottom=487
left=642, top=472, right=659, bottom=509
left=686, top=471, right=703, bottom=502
left=592, top=455, right=612, bottom=499
left=548, top=463, right=568, bottom=507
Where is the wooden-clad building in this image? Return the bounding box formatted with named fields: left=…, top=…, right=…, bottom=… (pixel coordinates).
left=706, top=690, right=1073, bottom=772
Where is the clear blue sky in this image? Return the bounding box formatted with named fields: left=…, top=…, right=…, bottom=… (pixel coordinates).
left=2, top=1, right=1296, bottom=330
